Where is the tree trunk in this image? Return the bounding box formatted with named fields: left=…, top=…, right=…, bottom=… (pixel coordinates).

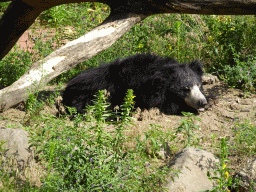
left=1, top=0, right=256, bottom=111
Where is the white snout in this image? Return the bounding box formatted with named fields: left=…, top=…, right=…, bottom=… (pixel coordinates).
left=185, top=85, right=207, bottom=111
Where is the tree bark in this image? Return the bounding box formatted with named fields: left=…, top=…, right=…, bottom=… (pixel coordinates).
left=1, top=0, right=256, bottom=111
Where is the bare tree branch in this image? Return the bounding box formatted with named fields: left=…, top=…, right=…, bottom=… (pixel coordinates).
left=0, top=12, right=145, bottom=111
left=165, top=0, right=256, bottom=15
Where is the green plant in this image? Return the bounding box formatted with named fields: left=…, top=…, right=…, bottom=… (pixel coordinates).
left=205, top=138, right=233, bottom=192
left=0, top=140, right=6, bottom=166
left=24, top=80, right=47, bottom=122
left=25, top=92, right=40, bottom=113
left=28, top=89, right=172, bottom=191
left=136, top=124, right=176, bottom=158
left=0, top=49, right=32, bottom=87
left=0, top=2, right=10, bottom=12
left=232, top=120, right=256, bottom=155
left=40, top=5, right=69, bottom=25
left=23, top=82, right=61, bottom=125
left=203, top=15, right=256, bottom=92
left=175, top=21, right=182, bottom=61
left=206, top=137, right=256, bottom=192
left=176, top=112, right=201, bottom=147
left=222, top=52, right=256, bottom=91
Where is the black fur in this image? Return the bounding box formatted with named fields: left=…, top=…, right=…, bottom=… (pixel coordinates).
left=62, top=53, right=205, bottom=115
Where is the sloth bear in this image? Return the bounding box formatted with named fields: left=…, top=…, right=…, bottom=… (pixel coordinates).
left=62, top=53, right=207, bottom=115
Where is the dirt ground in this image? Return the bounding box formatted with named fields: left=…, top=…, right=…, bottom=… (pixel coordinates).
left=1, top=75, right=256, bottom=178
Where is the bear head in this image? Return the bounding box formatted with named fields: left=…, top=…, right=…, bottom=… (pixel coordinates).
left=163, top=60, right=207, bottom=112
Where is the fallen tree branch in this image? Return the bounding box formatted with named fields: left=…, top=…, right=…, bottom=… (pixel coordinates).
left=0, top=12, right=145, bottom=111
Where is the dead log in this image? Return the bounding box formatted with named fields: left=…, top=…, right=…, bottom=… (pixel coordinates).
left=0, top=11, right=145, bottom=111
left=1, top=0, right=256, bottom=111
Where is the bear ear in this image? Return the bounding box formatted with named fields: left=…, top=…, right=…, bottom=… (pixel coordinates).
left=189, top=60, right=204, bottom=76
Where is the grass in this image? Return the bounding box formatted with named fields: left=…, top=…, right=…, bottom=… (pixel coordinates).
left=0, top=1, right=256, bottom=191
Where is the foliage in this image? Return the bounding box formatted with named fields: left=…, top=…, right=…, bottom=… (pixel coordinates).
left=232, top=120, right=256, bottom=155
left=205, top=123, right=256, bottom=192
left=0, top=2, right=10, bottom=13
left=176, top=112, right=201, bottom=147
left=222, top=53, right=256, bottom=91
left=202, top=15, right=256, bottom=91
left=206, top=138, right=234, bottom=192
left=136, top=124, right=176, bottom=158
left=0, top=49, right=32, bottom=87
left=39, top=2, right=109, bottom=28
left=27, top=90, right=173, bottom=191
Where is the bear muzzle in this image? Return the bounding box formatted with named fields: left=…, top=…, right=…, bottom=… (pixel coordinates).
left=184, top=85, right=207, bottom=112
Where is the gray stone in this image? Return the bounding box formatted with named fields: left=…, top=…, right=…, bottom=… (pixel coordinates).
left=230, top=103, right=240, bottom=110
left=241, top=108, right=250, bottom=112
left=164, top=147, right=219, bottom=192
left=202, top=74, right=219, bottom=85
left=0, top=128, right=33, bottom=168
left=251, top=159, right=256, bottom=178
left=155, top=142, right=171, bottom=159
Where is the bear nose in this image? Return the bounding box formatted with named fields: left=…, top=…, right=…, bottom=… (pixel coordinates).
left=198, top=98, right=207, bottom=107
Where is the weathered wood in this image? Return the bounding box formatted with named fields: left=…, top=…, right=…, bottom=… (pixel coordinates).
left=0, top=12, right=145, bottom=111
left=165, top=0, right=256, bottom=15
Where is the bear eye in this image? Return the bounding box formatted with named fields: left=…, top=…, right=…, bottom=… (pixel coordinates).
left=184, top=86, right=190, bottom=90
left=182, top=86, right=190, bottom=92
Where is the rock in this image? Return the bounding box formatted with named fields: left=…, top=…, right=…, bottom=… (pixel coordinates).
left=241, top=108, right=250, bottom=112
left=230, top=103, right=240, bottom=110
left=205, top=96, right=219, bottom=110
left=202, top=74, right=219, bottom=85
left=238, top=92, right=250, bottom=98
left=251, top=159, right=256, bottom=178
left=155, top=142, right=172, bottom=159
left=164, top=147, right=219, bottom=192
left=239, top=93, right=246, bottom=98
left=0, top=128, right=33, bottom=168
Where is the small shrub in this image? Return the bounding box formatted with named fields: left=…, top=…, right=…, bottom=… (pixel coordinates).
left=206, top=138, right=234, bottom=192
left=28, top=90, right=173, bottom=191
left=203, top=15, right=256, bottom=92
left=176, top=112, right=201, bottom=147
left=232, top=120, right=256, bottom=155
left=0, top=50, right=32, bottom=87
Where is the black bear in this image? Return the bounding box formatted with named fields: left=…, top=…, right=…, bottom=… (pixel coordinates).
left=62, top=53, right=207, bottom=115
